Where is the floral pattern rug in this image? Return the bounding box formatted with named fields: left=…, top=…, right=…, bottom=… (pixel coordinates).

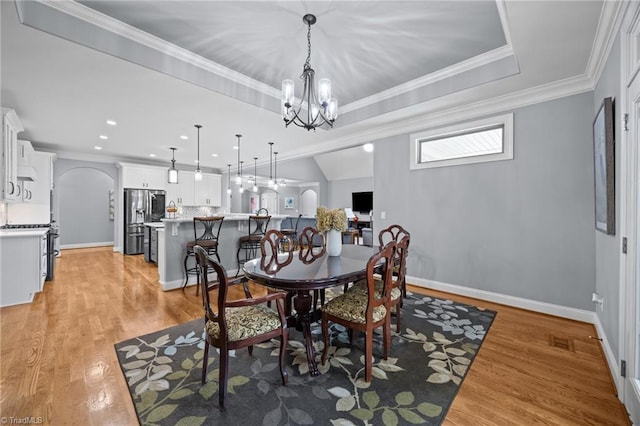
left=115, top=292, right=496, bottom=425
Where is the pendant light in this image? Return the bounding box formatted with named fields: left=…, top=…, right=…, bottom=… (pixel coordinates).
left=239, top=160, right=244, bottom=193
left=253, top=157, right=258, bottom=193
left=235, top=134, right=242, bottom=184
left=167, top=147, right=179, bottom=184
left=227, top=164, right=232, bottom=195
left=268, top=142, right=274, bottom=187
left=273, top=151, right=279, bottom=190
left=194, top=124, right=202, bottom=181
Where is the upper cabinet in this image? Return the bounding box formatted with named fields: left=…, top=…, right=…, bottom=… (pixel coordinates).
left=166, top=171, right=222, bottom=207
left=120, top=164, right=167, bottom=190
left=2, top=108, right=24, bottom=202
left=194, top=173, right=222, bottom=206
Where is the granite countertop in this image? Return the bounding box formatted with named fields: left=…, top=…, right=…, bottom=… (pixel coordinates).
left=162, top=214, right=289, bottom=223
left=0, top=229, right=48, bottom=238
left=143, top=222, right=165, bottom=228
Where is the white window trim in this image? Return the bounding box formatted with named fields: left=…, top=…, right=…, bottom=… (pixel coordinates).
left=409, top=113, right=514, bottom=170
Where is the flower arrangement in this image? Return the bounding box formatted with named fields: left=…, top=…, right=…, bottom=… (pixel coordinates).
left=316, top=206, right=347, bottom=233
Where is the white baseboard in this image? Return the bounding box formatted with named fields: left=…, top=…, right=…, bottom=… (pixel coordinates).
left=161, top=268, right=242, bottom=291
left=61, top=241, right=114, bottom=249
left=408, top=275, right=622, bottom=404
left=113, top=245, right=122, bottom=253
left=408, top=275, right=595, bottom=323
left=592, top=314, right=621, bottom=395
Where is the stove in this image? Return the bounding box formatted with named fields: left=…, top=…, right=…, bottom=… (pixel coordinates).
left=1, top=224, right=50, bottom=229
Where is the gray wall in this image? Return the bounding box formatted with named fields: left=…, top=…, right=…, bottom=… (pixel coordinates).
left=593, top=34, right=621, bottom=358
left=373, top=92, right=596, bottom=310
left=54, top=159, right=118, bottom=247
left=328, top=177, right=374, bottom=216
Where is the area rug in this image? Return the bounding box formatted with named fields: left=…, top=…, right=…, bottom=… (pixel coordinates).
left=115, top=292, right=496, bottom=425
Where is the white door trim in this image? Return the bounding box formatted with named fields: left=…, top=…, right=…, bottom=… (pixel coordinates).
left=620, top=2, right=640, bottom=422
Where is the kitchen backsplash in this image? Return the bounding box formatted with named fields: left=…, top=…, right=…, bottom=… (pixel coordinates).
left=175, top=205, right=219, bottom=219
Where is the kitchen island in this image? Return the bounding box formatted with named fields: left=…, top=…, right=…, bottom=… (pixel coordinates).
left=158, top=214, right=286, bottom=291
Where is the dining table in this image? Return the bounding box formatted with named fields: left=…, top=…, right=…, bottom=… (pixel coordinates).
left=242, top=244, right=380, bottom=376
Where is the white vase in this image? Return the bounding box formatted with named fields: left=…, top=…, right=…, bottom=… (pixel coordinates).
left=326, top=229, right=342, bottom=256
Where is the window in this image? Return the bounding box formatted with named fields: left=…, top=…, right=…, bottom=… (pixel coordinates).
left=410, top=113, right=513, bottom=170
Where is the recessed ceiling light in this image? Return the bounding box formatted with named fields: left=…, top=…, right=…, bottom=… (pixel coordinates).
left=180, top=135, right=188, bottom=140
left=149, top=154, right=156, bottom=158
left=211, top=153, right=218, bottom=157
left=106, top=120, right=117, bottom=126
left=99, top=135, right=108, bottom=140
left=363, top=143, right=374, bottom=152
left=94, top=146, right=102, bottom=150
left=233, top=146, right=238, bottom=150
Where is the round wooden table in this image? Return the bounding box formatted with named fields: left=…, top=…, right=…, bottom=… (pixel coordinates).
left=243, top=244, right=380, bottom=376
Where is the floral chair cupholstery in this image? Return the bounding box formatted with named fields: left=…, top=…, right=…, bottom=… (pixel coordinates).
left=320, top=241, right=396, bottom=382
left=347, top=234, right=409, bottom=332
left=194, top=245, right=289, bottom=411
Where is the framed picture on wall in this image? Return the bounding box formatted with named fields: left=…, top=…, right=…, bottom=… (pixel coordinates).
left=284, top=197, right=295, bottom=209
left=593, top=96, right=615, bottom=235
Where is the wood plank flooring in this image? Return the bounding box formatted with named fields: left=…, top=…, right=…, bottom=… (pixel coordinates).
left=0, top=247, right=630, bottom=425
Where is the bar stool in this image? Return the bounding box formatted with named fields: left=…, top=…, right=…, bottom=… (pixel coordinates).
left=183, top=216, right=224, bottom=295
left=280, top=213, right=302, bottom=250
left=236, top=214, right=271, bottom=275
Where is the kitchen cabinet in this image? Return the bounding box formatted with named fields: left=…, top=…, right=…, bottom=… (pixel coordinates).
left=29, top=151, right=55, bottom=204
left=0, top=229, right=47, bottom=307
left=166, top=171, right=221, bottom=206
left=166, top=170, right=195, bottom=205
left=1, top=108, right=24, bottom=202
left=120, top=164, right=167, bottom=190
left=194, top=173, right=222, bottom=206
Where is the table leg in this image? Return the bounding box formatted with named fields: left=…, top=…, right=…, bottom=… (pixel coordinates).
left=293, top=290, right=320, bottom=377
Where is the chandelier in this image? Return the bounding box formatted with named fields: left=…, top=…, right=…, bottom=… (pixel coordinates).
left=281, top=14, right=338, bottom=131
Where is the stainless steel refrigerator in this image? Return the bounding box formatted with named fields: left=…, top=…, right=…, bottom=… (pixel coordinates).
left=124, top=189, right=166, bottom=255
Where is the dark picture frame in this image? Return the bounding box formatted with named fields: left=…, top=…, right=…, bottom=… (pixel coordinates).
left=593, top=97, right=615, bottom=235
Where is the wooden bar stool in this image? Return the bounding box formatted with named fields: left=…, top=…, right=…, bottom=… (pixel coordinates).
left=182, top=216, right=224, bottom=295
left=235, top=214, right=271, bottom=275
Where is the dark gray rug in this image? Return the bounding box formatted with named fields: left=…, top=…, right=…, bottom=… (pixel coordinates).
left=115, top=292, right=496, bottom=425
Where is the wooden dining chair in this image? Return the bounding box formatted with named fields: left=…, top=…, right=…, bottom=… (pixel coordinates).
left=346, top=235, right=409, bottom=332
left=194, top=245, right=289, bottom=411
left=320, top=241, right=396, bottom=382
left=261, top=229, right=295, bottom=314
left=297, top=227, right=328, bottom=310
left=378, top=224, right=411, bottom=298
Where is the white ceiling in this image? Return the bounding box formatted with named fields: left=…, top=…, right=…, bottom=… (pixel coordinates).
left=0, top=0, right=615, bottom=181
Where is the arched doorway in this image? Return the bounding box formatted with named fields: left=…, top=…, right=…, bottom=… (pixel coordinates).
left=300, top=189, right=318, bottom=217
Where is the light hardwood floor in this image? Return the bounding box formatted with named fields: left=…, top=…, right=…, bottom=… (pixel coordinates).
left=0, top=247, right=630, bottom=425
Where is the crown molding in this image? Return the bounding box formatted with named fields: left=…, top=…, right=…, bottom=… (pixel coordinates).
left=586, top=0, right=626, bottom=86
left=32, top=0, right=280, bottom=99
left=341, top=45, right=516, bottom=114
left=280, top=73, right=595, bottom=164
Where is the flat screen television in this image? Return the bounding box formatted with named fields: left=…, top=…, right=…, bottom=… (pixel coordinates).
left=352, top=191, right=373, bottom=213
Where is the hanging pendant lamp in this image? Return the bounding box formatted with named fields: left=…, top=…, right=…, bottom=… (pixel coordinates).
left=268, top=142, right=274, bottom=187
left=227, top=164, right=232, bottom=195
left=235, top=134, right=242, bottom=184
left=168, top=147, right=179, bottom=184
left=253, top=157, right=258, bottom=193
left=273, top=151, right=279, bottom=190
left=239, top=160, right=244, bottom=193
left=194, top=124, right=203, bottom=181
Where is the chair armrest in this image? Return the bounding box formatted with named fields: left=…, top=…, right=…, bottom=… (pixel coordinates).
left=225, top=291, right=287, bottom=308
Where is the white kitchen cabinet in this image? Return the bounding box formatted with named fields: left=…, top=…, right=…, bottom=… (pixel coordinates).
left=175, top=171, right=195, bottom=205
left=195, top=173, right=222, bottom=206
left=29, top=151, right=55, bottom=204
left=1, top=108, right=24, bottom=202
left=120, top=164, right=167, bottom=190
left=0, top=229, right=47, bottom=307
left=17, top=139, right=34, bottom=167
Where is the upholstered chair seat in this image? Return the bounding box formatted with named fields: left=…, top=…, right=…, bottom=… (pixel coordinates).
left=205, top=305, right=283, bottom=341
left=322, top=291, right=387, bottom=324
left=347, top=278, right=402, bottom=301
